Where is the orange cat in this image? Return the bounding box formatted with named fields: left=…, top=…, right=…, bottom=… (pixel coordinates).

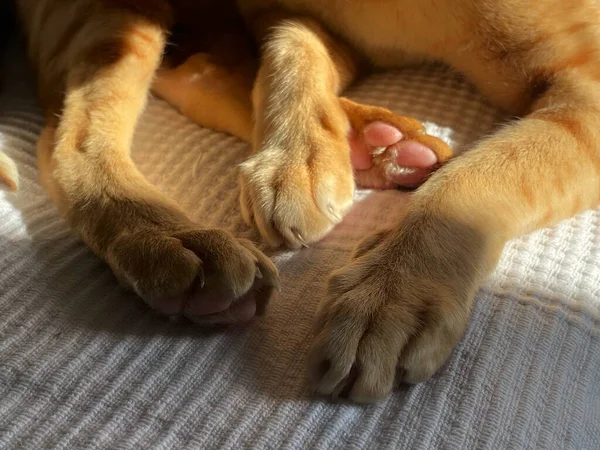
left=4, top=0, right=600, bottom=403
left=3, top=1, right=449, bottom=323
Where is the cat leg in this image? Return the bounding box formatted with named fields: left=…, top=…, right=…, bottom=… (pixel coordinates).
left=32, top=2, right=278, bottom=324
left=154, top=49, right=451, bottom=191
left=309, top=68, right=600, bottom=402
left=235, top=13, right=453, bottom=248
left=153, top=52, right=257, bottom=142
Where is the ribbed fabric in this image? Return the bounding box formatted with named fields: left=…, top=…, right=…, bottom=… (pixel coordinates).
left=0, top=42, right=599, bottom=450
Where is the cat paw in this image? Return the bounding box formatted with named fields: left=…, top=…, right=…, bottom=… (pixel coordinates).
left=309, top=214, right=481, bottom=403
left=0, top=151, right=18, bottom=192
left=341, top=98, right=453, bottom=189
left=239, top=98, right=355, bottom=249
left=109, top=227, right=279, bottom=325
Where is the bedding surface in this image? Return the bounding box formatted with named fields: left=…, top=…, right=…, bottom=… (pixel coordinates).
left=1, top=41, right=599, bottom=449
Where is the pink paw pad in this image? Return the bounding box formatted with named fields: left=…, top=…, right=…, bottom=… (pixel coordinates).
left=341, top=97, right=453, bottom=189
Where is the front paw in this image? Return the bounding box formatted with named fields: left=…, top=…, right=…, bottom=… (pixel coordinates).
left=239, top=122, right=355, bottom=249
left=108, top=226, right=279, bottom=325
left=309, top=217, right=486, bottom=403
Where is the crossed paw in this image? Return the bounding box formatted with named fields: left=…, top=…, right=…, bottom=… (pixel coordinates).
left=238, top=97, right=470, bottom=402
left=240, top=97, right=453, bottom=248
left=126, top=98, right=461, bottom=403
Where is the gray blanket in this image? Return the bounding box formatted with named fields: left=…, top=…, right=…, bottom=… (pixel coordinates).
left=0, top=42, right=598, bottom=449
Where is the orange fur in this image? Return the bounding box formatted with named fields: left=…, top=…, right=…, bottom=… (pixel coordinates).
left=235, top=0, right=600, bottom=402
left=0, top=152, right=18, bottom=192
left=13, top=0, right=279, bottom=326
left=8, top=0, right=600, bottom=402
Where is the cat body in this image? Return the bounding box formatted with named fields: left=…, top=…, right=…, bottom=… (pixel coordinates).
left=2, top=0, right=599, bottom=402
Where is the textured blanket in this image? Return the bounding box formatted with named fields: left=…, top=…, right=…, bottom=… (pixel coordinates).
left=0, top=42, right=599, bottom=449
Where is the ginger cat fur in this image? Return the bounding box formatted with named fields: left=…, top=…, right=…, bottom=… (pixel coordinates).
left=7, top=0, right=600, bottom=403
